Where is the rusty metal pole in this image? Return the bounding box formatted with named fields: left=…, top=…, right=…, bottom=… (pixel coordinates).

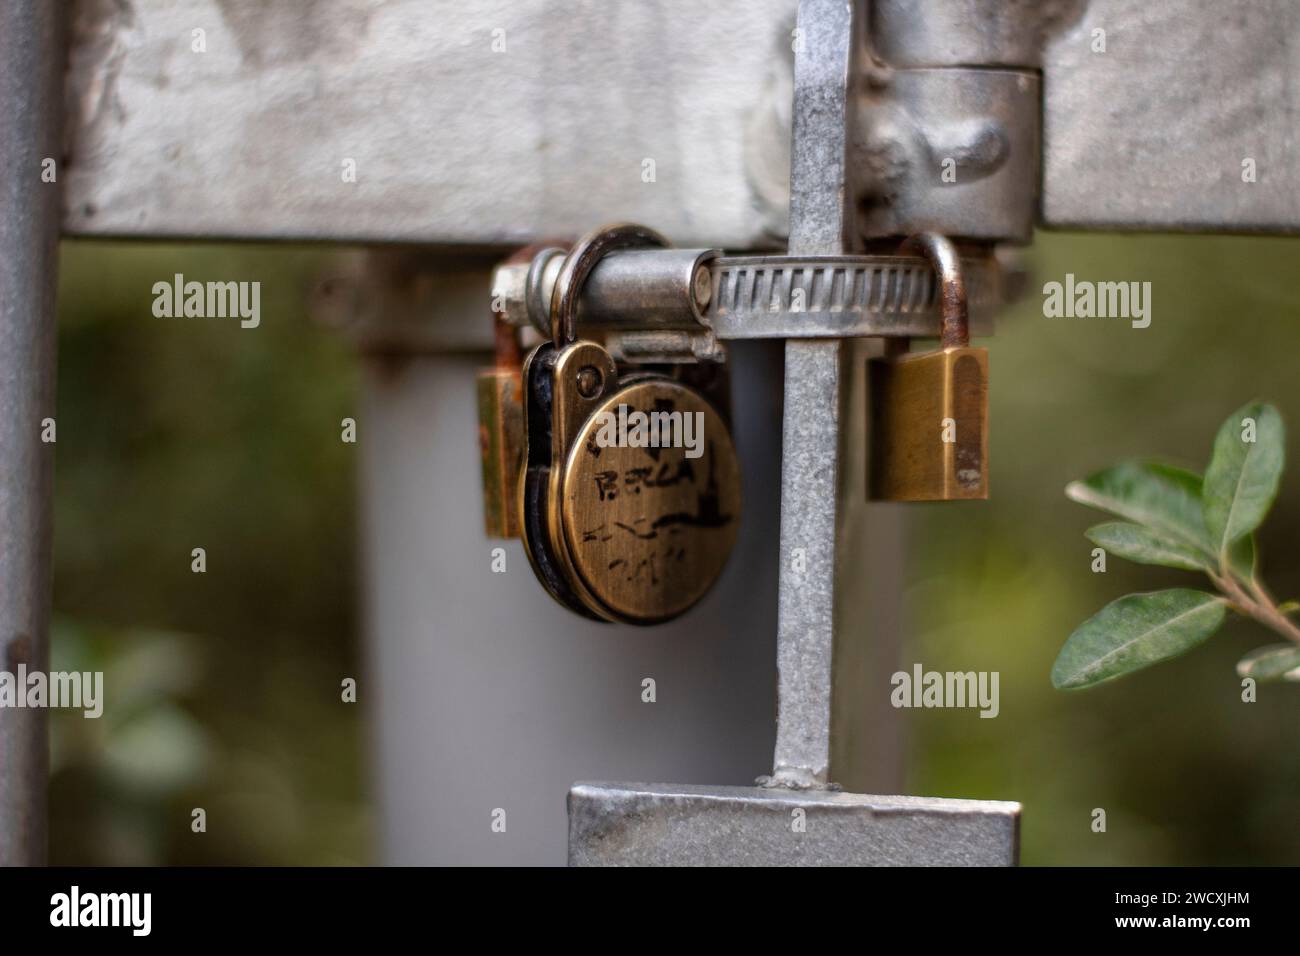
left=0, top=0, right=65, bottom=866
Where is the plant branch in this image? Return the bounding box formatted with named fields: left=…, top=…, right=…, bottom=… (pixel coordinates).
left=1210, top=568, right=1300, bottom=646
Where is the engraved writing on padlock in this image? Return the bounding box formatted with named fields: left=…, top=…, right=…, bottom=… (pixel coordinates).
left=868, top=233, right=989, bottom=502
left=518, top=224, right=742, bottom=624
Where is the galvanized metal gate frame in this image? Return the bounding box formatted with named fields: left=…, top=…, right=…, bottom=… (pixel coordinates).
left=0, top=1, right=63, bottom=866
left=3, top=0, right=1298, bottom=865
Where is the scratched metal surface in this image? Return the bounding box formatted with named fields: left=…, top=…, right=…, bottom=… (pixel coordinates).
left=62, top=0, right=1300, bottom=243
left=1040, top=0, right=1300, bottom=232
left=62, top=0, right=797, bottom=246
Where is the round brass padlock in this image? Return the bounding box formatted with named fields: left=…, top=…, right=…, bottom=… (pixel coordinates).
left=517, top=223, right=742, bottom=625
left=560, top=377, right=741, bottom=623
left=519, top=338, right=741, bottom=625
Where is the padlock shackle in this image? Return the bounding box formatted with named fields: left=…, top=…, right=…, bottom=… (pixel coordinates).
left=549, top=222, right=670, bottom=347
left=901, top=233, right=969, bottom=350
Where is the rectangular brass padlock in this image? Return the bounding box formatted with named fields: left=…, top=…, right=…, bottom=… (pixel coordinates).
left=477, top=365, right=524, bottom=537
left=868, top=344, right=988, bottom=500
left=867, top=233, right=988, bottom=502
left=476, top=285, right=528, bottom=538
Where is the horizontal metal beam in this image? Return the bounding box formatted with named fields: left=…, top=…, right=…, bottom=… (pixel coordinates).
left=62, top=0, right=796, bottom=246
left=1041, top=0, right=1300, bottom=233
left=568, top=783, right=1020, bottom=866
left=62, top=0, right=1300, bottom=243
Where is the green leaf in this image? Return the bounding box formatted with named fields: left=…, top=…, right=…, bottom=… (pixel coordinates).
left=1228, top=533, right=1257, bottom=585
left=1236, top=644, right=1300, bottom=682
left=1278, top=600, right=1300, bottom=616
left=1066, top=461, right=1213, bottom=556
left=1085, top=521, right=1209, bottom=572
left=1052, top=589, right=1227, bottom=690
left=1203, top=402, right=1285, bottom=559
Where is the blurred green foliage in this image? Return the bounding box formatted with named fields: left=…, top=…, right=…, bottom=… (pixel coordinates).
left=51, top=242, right=367, bottom=865
left=907, top=232, right=1300, bottom=864
left=49, top=232, right=1300, bottom=866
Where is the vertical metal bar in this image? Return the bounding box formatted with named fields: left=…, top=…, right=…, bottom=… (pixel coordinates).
left=0, top=0, right=65, bottom=866
left=770, top=0, right=856, bottom=787
left=773, top=341, right=845, bottom=786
